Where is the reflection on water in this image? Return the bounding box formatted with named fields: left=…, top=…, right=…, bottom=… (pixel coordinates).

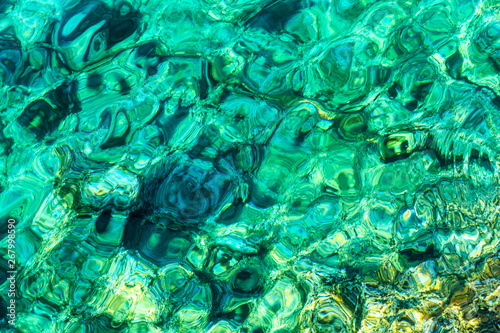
left=1, top=0, right=500, bottom=331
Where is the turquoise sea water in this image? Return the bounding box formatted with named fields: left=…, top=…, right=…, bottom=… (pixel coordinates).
left=1, top=0, right=500, bottom=332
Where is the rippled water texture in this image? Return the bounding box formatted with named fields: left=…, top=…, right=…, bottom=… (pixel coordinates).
left=1, top=0, right=500, bottom=332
